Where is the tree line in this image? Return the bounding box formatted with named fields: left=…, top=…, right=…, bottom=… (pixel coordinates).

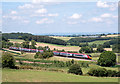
left=67, top=37, right=116, bottom=46
left=2, top=32, right=67, bottom=46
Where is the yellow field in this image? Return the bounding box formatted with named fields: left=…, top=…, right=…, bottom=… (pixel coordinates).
left=50, top=36, right=75, bottom=41
left=101, top=34, right=120, bottom=37
left=36, top=42, right=80, bottom=51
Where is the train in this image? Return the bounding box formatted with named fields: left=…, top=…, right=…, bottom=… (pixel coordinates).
left=9, top=47, right=92, bottom=60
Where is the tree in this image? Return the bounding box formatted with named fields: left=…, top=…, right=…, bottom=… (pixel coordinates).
left=21, top=41, right=29, bottom=48
left=68, top=64, right=83, bottom=75
left=112, top=44, right=120, bottom=53
left=79, top=46, right=93, bottom=53
left=18, top=36, right=22, bottom=39
left=2, top=52, right=15, bottom=68
left=103, top=42, right=110, bottom=48
left=97, top=45, right=104, bottom=52
left=13, top=43, right=21, bottom=47
left=29, top=40, right=36, bottom=49
left=79, top=43, right=88, bottom=47
left=34, top=51, right=53, bottom=59
left=97, top=51, right=116, bottom=67
left=90, top=43, right=97, bottom=48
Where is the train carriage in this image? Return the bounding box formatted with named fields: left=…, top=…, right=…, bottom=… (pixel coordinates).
left=60, top=52, right=67, bottom=56
left=53, top=51, right=60, bottom=55
left=9, top=47, right=92, bottom=60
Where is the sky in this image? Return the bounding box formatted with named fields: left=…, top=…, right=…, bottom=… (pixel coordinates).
left=1, top=1, right=118, bottom=35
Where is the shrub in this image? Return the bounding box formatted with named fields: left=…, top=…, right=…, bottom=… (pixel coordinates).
left=34, top=51, right=53, bottom=59
left=97, top=45, right=104, bottom=52
left=117, top=71, right=120, bottom=77
left=107, top=70, right=117, bottom=77
left=87, top=68, right=119, bottom=77
left=2, top=52, right=15, bottom=68
left=18, top=65, right=33, bottom=69
left=79, top=46, right=93, bottom=53
left=97, top=51, right=116, bottom=67
left=87, top=68, right=108, bottom=77
left=68, top=64, right=83, bottom=75
left=34, top=52, right=41, bottom=59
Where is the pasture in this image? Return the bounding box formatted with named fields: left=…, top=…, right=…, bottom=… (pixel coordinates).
left=2, top=69, right=118, bottom=82
left=88, top=40, right=110, bottom=45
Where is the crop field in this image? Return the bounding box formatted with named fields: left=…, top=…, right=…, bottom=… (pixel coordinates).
left=2, top=69, right=118, bottom=82
left=36, top=42, right=80, bottom=51
left=50, top=36, right=75, bottom=41
left=101, top=34, right=120, bottom=38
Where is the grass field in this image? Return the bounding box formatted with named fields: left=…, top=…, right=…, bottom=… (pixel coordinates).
left=2, top=69, right=118, bottom=82
left=9, top=39, right=25, bottom=43
left=88, top=40, right=110, bottom=45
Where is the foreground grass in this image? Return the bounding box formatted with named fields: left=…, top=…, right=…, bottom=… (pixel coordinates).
left=2, top=69, right=118, bottom=82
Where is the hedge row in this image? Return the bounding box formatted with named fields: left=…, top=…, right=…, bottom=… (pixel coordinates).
left=87, top=68, right=120, bottom=77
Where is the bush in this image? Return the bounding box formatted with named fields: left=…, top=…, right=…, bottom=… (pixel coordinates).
left=107, top=70, right=117, bottom=77
left=34, top=51, right=53, bottom=59
left=79, top=46, right=93, bottom=53
left=68, top=64, right=83, bottom=75
left=97, top=51, right=116, bottom=67
left=97, top=45, right=104, bottom=52
left=117, top=71, right=120, bottom=77
left=87, top=68, right=108, bottom=77
left=87, top=68, right=119, bottom=77
left=2, top=52, right=15, bottom=68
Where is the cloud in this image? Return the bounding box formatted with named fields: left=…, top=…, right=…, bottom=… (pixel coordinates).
left=69, top=13, right=82, bottom=19
left=101, top=13, right=111, bottom=18
left=36, top=18, right=54, bottom=24
left=97, top=1, right=118, bottom=11
left=11, top=11, right=17, bottom=14
left=97, top=1, right=109, bottom=8
left=23, top=20, right=30, bottom=23
left=48, top=13, right=58, bottom=17
left=35, top=8, right=47, bottom=13
left=67, top=21, right=78, bottom=24
left=18, top=4, right=34, bottom=9
left=91, top=17, right=103, bottom=22
left=3, top=15, right=22, bottom=20
left=32, top=0, right=59, bottom=4
left=100, top=13, right=118, bottom=19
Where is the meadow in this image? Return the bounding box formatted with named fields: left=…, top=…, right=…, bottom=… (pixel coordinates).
left=2, top=69, right=118, bottom=82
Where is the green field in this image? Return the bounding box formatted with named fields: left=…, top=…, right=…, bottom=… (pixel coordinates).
left=9, top=39, right=25, bottom=42
left=2, top=69, right=118, bottom=82
left=88, top=40, right=110, bottom=45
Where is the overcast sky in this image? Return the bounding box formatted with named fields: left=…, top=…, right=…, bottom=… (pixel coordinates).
left=1, top=1, right=118, bottom=34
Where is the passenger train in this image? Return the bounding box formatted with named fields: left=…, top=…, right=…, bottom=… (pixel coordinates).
left=9, top=47, right=92, bottom=60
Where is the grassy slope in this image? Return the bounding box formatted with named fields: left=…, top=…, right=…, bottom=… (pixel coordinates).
left=88, top=40, right=110, bottom=45
left=2, top=69, right=118, bottom=82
